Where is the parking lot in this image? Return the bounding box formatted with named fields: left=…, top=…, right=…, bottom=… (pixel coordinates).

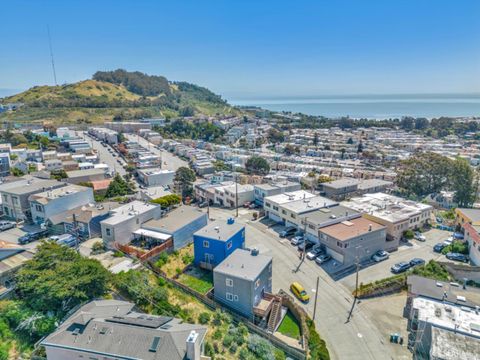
left=340, top=228, right=450, bottom=291
left=0, top=223, right=44, bottom=250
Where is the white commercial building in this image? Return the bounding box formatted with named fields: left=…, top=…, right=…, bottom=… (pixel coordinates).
left=137, top=168, right=175, bottom=187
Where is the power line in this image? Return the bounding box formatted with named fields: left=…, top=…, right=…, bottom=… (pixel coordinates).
left=47, top=25, right=58, bottom=86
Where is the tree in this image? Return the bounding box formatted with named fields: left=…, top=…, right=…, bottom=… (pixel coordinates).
left=313, top=132, right=319, bottom=147
left=50, top=169, right=68, bottom=180
left=11, top=168, right=24, bottom=177
left=357, top=141, right=364, bottom=153
left=451, top=157, right=477, bottom=207
left=15, top=242, right=110, bottom=315
left=105, top=173, right=133, bottom=198
left=396, top=152, right=453, bottom=197
left=245, top=156, right=270, bottom=176
left=400, top=117, right=415, bottom=131
left=267, top=128, right=284, bottom=143
left=347, top=137, right=353, bottom=144
left=150, top=194, right=182, bottom=208
left=174, top=167, right=196, bottom=198
left=414, top=118, right=429, bottom=130
left=284, top=144, right=296, bottom=156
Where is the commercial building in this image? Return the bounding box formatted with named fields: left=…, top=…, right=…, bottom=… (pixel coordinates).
left=88, top=127, right=119, bottom=144
left=41, top=300, right=209, bottom=360
left=0, top=153, right=10, bottom=177
left=317, top=217, right=386, bottom=265
left=137, top=168, right=175, bottom=187
left=142, top=206, right=207, bottom=250
left=193, top=218, right=245, bottom=270
left=264, top=190, right=317, bottom=223
left=105, top=121, right=151, bottom=133
left=0, top=177, right=66, bottom=221
left=321, top=178, right=393, bottom=200
left=100, top=201, right=162, bottom=248
left=28, top=185, right=95, bottom=224
left=253, top=181, right=301, bottom=205
left=342, top=193, right=432, bottom=251
left=213, top=248, right=272, bottom=320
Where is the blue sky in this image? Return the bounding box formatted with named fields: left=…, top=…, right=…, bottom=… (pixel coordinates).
left=1, top=0, right=479, bottom=99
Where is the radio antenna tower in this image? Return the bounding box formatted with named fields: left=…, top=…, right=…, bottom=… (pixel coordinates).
left=47, top=25, right=58, bottom=85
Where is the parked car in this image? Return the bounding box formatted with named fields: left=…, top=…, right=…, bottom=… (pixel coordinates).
left=243, top=202, right=251, bottom=208
left=446, top=252, right=469, bottom=263
left=433, top=243, right=447, bottom=253
left=290, top=282, right=310, bottom=303
left=290, top=236, right=304, bottom=246
left=414, top=232, right=426, bottom=241
left=372, top=250, right=389, bottom=262
left=444, top=236, right=453, bottom=245
left=410, top=258, right=425, bottom=267
left=391, top=262, right=411, bottom=274
left=298, top=240, right=314, bottom=252
left=18, top=229, right=49, bottom=245
left=315, top=254, right=332, bottom=265
left=280, top=226, right=297, bottom=238
left=198, top=202, right=208, bottom=208
left=0, top=221, right=16, bottom=231
left=453, top=232, right=464, bottom=240
left=306, top=247, right=324, bottom=260
left=249, top=203, right=260, bottom=209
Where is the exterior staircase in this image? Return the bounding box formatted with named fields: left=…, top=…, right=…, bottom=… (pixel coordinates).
left=267, top=297, right=282, bottom=333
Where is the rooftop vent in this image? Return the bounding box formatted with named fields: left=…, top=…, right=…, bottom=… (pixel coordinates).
left=251, top=248, right=259, bottom=256
left=149, top=336, right=161, bottom=352
left=227, top=218, right=235, bottom=225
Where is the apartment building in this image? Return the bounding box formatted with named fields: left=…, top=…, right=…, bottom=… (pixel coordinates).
left=253, top=181, right=301, bottom=205
left=264, top=190, right=317, bottom=223
left=342, top=193, right=432, bottom=251
left=137, top=168, right=175, bottom=187
left=28, top=185, right=94, bottom=224
left=0, top=177, right=66, bottom=221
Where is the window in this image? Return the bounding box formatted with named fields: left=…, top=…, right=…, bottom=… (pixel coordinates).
left=227, top=241, right=232, bottom=250
left=255, top=279, right=260, bottom=289
left=226, top=292, right=233, bottom=301
left=106, top=228, right=111, bottom=236
left=291, top=214, right=296, bottom=219
left=233, top=295, right=239, bottom=301
left=203, top=240, right=209, bottom=248
left=265, top=202, right=271, bottom=208
left=282, top=210, right=287, bottom=215
left=12, top=197, right=18, bottom=205
left=226, top=278, right=233, bottom=287
left=273, top=206, right=278, bottom=211
left=2, top=195, right=7, bottom=202
left=35, top=204, right=43, bottom=212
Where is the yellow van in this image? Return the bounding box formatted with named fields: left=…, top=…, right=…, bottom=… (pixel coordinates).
left=290, top=282, right=310, bottom=302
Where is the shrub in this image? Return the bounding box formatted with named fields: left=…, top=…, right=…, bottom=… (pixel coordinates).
left=247, top=334, right=275, bottom=360
left=403, top=229, right=414, bottom=239
left=113, top=251, right=124, bottom=258
left=91, top=241, right=105, bottom=254
left=212, top=310, right=223, bottom=325
left=175, top=267, right=182, bottom=275
left=223, top=334, right=234, bottom=347
left=213, top=328, right=222, bottom=340
left=198, top=312, right=211, bottom=324
left=306, top=318, right=330, bottom=360
left=182, top=253, right=194, bottom=265
left=204, top=341, right=215, bottom=360
left=274, top=349, right=286, bottom=360
left=239, top=348, right=251, bottom=360
left=155, top=252, right=169, bottom=267
left=441, top=240, right=469, bottom=255
left=229, top=343, right=238, bottom=354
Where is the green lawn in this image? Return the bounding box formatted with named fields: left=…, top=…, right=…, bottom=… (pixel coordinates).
left=277, top=311, right=301, bottom=339
left=178, top=270, right=213, bottom=294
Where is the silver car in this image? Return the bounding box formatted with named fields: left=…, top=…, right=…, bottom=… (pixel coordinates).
left=0, top=221, right=15, bottom=231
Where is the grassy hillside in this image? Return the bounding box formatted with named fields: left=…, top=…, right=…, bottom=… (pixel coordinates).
left=0, top=70, right=239, bottom=124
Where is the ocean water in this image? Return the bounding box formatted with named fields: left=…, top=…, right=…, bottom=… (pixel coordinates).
left=230, top=94, right=480, bottom=119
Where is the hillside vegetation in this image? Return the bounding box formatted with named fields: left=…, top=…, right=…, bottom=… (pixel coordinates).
left=0, top=69, right=237, bottom=124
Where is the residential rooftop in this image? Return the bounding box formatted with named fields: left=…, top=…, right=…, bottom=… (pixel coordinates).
left=143, top=206, right=205, bottom=232
left=0, top=177, right=65, bottom=195
left=101, top=201, right=159, bottom=226
left=342, top=192, right=432, bottom=224
left=407, top=275, right=480, bottom=309
left=66, top=168, right=106, bottom=178
left=322, top=178, right=360, bottom=189
left=41, top=300, right=207, bottom=360
left=214, top=248, right=271, bottom=281
left=194, top=219, right=244, bottom=242
left=304, top=205, right=361, bottom=227
left=265, top=190, right=316, bottom=205
left=319, top=216, right=385, bottom=241
left=281, top=195, right=338, bottom=214
left=412, top=297, right=480, bottom=339
left=430, top=326, right=480, bottom=360
left=457, top=208, right=480, bottom=223
left=29, top=184, right=91, bottom=204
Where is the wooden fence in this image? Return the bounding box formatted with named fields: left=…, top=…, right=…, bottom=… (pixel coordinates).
left=146, top=261, right=307, bottom=360
left=116, top=238, right=173, bottom=262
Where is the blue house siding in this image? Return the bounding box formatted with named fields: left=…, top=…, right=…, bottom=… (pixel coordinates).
left=194, top=227, right=245, bottom=268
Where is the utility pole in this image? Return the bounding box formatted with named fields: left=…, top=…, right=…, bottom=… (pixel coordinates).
left=313, top=276, right=320, bottom=320
left=235, top=175, right=238, bottom=217
left=72, top=213, right=80, bottom=252
left=354, top=256, right=360, bottom=298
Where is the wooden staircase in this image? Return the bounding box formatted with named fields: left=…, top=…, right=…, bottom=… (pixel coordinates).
left=267, top=297, right=282, bottom=333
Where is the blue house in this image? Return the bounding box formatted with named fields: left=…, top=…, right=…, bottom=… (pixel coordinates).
left=194, top=218, right=245, bottom=270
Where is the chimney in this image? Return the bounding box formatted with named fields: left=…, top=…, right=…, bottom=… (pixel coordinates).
left=186, top=330, right=200, bottom=360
